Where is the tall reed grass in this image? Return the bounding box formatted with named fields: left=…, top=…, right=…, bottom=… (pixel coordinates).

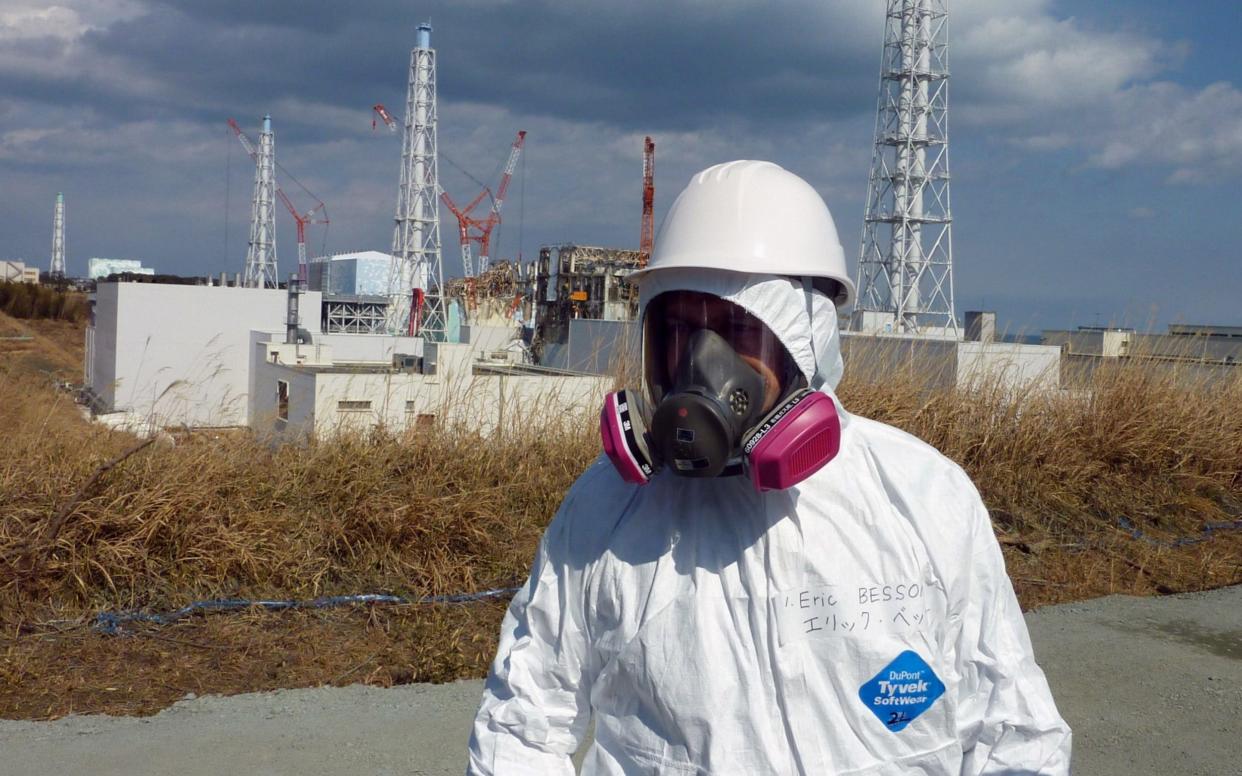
left=838, top=338, right=1242, bottom=540
left=2, top=336, right=1240, bottom=633
left=0, top=282, right=87, bottom=322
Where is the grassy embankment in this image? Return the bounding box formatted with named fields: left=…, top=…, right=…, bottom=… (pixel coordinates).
left=1, top=310, right=1239, bottom=718
left=0, top=280, right=88, bottom=323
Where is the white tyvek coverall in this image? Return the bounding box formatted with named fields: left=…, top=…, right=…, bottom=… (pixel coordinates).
left=469, top=270, right=1072, bottom=775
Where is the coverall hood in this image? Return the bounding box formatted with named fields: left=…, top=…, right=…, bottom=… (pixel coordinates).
left=638, top=267, right=846, bottom=402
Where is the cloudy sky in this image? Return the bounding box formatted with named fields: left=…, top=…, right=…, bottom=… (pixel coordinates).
left=2, top=0, right=1240, bottom=331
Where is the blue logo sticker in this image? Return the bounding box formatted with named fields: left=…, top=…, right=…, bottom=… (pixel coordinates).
left=858, top=650, right=945, bottom=732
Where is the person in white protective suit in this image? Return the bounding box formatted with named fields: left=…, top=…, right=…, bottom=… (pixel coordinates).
left=468, top=161, right=1072, bottom=775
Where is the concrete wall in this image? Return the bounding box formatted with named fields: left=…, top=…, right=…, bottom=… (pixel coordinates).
left=1061, top=353, right=1239, bottom=389
left=840, top=333, right=959, bottom=389
left=1043, top=327, right=1240, bottom=387
left=251, top=359, right=321, bottom=438
left=956, top=341, right=1061, bottom=392
left=89, top=283, right=321, bottom=426
left=569, top=318, right=638, bottom=375
left=316, top=333, right=423, bottom=364
left=461, top=324, right=518, bottom=359
left=540, top=319, right=639, bottom=375
left=2, top=260, right=30, bottom=282
left=843, top=333, right=1062, bottom=393
left=90, top=285, right=120, bottom=410
left=253, top=341, right=610, bottom=441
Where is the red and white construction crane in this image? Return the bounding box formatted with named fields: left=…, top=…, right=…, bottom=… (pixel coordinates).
left=441, top=130, right=526, bottom=277
left=372, top=103, right=397, bottom=133
left=640, top=136, right=655, bottom=268
left=228, top=118, right=329, bottom=284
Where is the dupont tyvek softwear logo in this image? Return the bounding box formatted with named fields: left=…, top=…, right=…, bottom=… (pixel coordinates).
left=858, top=650, right=945, bottom=732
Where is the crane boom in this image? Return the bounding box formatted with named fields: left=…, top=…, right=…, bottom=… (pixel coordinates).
left=439, top=129, right=526, bottom=278
left=489, top=130, right=526, bottom=222
left=228, top=118, right=257, bottom=158
left=640, top=136, right=655, bottom=268
left=477, top=130, right=526, bottom=273
left=440, top=190, right=477, bottom=278
left=372, top=103, right=398, bottom=132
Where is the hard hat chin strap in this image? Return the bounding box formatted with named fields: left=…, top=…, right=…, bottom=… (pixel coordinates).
left=801, top=276, right=824, bottom=391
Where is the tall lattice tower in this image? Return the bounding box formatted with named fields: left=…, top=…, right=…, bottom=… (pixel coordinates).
left=388, top=22, right=446, bottom=339
left=50, top=192, right=66, bottom=277
left=855, top=0, right=957, bottom=336
left=243, top=115, right=279, bottom=289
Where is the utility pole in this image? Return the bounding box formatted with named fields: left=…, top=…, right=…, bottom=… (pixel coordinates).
left=388, top=22, right=446, bottom=339
left=855, top=0, right=957, bottom=337
left=243, top=115, right=279, bottom=289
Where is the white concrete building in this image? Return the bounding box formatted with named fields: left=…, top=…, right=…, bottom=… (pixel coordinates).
left=249, top=337, right=609, bottom=440
left=88, top=258, right=154, bottom=280
left=86, top=281, right=605, bottom=439
left=956, top=341, right=1061, bottom=392
left=841, top=331, right=1063, bottom=393
left=308, top=251, right=391, bottom=296
left=1, top=260, right=40, bottom=284
left=87, top=282, right=322, bottom=427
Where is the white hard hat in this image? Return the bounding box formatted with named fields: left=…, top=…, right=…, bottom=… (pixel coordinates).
left=632, top=160, right=855, bottom=307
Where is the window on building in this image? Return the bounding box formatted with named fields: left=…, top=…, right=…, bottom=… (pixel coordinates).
left=337, top=400, right=372, bottom=412
left=277, top=380, right=289, bottom=421
left=416, top=413, right=436, bottom=427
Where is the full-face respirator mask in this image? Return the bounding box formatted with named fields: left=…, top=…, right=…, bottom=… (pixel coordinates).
left=601, top=291, right=841, bottom=492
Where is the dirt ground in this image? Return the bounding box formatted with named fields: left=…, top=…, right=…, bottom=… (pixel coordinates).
left=1, top=604, right=509, bottom=720
left=2, top=587, right=1240, bottom=776
left=4, top=536, right=1242, bottom=721
left=0, top=313, right=83, bottom=377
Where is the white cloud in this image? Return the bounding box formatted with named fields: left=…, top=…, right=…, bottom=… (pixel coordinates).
left=0, top=0, right=143, bottom=41
left=957, top=14, right=1168, bottom=109
left=943, top=1, right=1242, bottom=183
left=0, top=5, right=86, bottom=42
left=1087, top=81, right=1242, bottom=183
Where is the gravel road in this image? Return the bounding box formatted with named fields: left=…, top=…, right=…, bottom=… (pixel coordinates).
left=2, top=586, right=1239, bottom=775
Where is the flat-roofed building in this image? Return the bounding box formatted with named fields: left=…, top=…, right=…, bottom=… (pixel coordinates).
left=249, top=333, right=609, bottom=440
left=86, top=282, right=322, bottom=427
left=88, top=258, right=154, bottom=279
left=2, top=260, right=40, bottom=284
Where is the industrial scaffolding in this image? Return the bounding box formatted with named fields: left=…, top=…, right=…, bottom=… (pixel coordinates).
left=855, top=0, right=958, bottom=337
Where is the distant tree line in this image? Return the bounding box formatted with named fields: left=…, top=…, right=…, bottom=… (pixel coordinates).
left=0, top=281, right=88, bottom=322
left=100, top=272, right=217, bottom=286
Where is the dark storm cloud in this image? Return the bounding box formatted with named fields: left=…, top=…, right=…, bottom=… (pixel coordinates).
left=5, top=0, right=1240, bottom=330
left=43, top=0, right=877, bottom=139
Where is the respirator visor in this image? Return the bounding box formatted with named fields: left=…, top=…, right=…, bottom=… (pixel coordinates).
left=643, top=290, right=797, bottom=411
left=639, top=291, right=803, bottom=477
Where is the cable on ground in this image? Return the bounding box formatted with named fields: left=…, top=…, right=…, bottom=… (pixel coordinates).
left=1116, top=517, right=1242, bottom=549
left=91, top=518, right=1242, bottom=635
left=93, top=587, right=521, bottom=636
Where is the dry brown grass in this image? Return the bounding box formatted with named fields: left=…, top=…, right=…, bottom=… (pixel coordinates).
left=0, top=371, right=597, bottom=630
left=837, top=339, right=1242, bottom=543
left=1, top=315, right=1240, bottom=719
left=0, top=282, right=87, bottom=323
